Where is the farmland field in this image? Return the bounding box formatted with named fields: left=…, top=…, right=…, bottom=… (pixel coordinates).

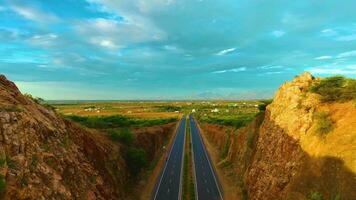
left=50, top=100, right=269, bottom=128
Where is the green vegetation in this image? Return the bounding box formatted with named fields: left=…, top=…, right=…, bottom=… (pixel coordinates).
left=67, top=115, right=177, bottom=129
left=199, top=113, right=256, bottom=129
left=0, top=105, right=21, bottom=112
left=30, top=155, right=38, bottom=171
left=24, top=93, right=44, bottom=104
left=314, top=112, right=333, bottom=135
left=155, top=105, right=182, bottom=112
left=308, top=191, right=323, bottom=200
left=108, top=129, right=134, bottom=144
left=221, top=134, right=230, bottom=159
left=0, top=174, right=5, bottom=195
left=257, top=99, right=273, bottom=112
left=309, top=76, right=356, bottom=102
left=331, top=193, right=341, bottom=200
left=246, top=131, right=254, bottom=148
left=0, top=155, right=5, bottom=167
left=183, top=119, right=196, bottom=200
left=126, top=147, right=147, bottom=175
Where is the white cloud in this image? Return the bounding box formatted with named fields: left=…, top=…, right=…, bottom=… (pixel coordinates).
left=315, top=55, right=332, bottom=60
left=27, top=33, right=58, bottom=47
left=215, top=48, right=236, bottom=56
left=336, top=50, right=356, bottom=59
left=308, top=67, right=356, bottom=75
left=75, top=17, right=165, bottom=50
left=336, top=34, right=356, bottom=41
left=212, top=67, right=246, bottom=74
left=10, top=4, right=59, bottom=23
left=99, top=39, right=118, bottom=49
left=271, top=30, right=285, bottom=38
left=320, top=28, right=338, bottom=37
left=259, top=65, right=284, bottom=69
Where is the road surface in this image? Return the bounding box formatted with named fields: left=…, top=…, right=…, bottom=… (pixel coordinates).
left=190, top=114, right=223, bottom=200
left=153, top=116, right=186, bottom=200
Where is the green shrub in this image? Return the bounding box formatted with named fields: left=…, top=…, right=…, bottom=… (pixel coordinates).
left=258, top=99, right=273, bottom=112
left=314, top=112, right=333, bottom=135
left=67, top=115, right=177, bottom=129
left=0, top=155, right=5, bottom=167
left=24, top=93, right=44, bottom=104
left=126, top=147, right=147, bottom=175
left=331, top=193, right=341, bottom=200
left=155, top=105, right=182, bottom=112
left=0, top=174, right=5, bottom=194
left=109, top=129, right=134, bottom=144
left=247, top=132, right=254, bottom=148
left=308, top=191, right=323, bottom=200
left=200, top=114, right=256, bottom=129
left=309, top=76, right=356, bottom=102
left=221, top=136, right=230, bottom=158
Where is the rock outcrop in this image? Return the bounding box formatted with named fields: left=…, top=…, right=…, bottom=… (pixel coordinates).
left=201, top=72, right=356, bottom=200
left=0, top=75, right=176, bottom=199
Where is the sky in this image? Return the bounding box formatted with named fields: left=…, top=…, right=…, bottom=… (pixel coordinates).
left=0, top=0, right=356, bottom=100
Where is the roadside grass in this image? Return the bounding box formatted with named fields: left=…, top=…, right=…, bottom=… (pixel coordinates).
left=183, top=118, right=196, bottom=200
left=198, top=113, right=256, bottom=129
left=309, top=76, right=356, bottom=102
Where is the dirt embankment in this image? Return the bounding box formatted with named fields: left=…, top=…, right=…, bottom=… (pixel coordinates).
left=200, top=72, right=356, bottom=200
left=0, top=74, right=177, bottom=200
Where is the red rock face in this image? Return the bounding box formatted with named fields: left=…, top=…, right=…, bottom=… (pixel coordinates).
left=201, top=72, right=356, bottom=200
left=0, top=74, right=130, bottom=199
left=0, top=75, right=176, bottom=199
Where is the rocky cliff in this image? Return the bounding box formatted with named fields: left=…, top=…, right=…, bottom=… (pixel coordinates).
left=201, top=72, right=356, bottom=200
left=0, top=75, right=176, bottom=199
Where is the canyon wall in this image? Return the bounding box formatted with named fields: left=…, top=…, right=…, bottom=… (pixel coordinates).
left=201, top=72, right=356, bottom=199
left=0, top=75, right=175, bottom=199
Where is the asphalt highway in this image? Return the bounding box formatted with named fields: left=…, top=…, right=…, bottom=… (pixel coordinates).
left=190, top=114, right=223, bottom=200
left=153, top=116, right=186, bottom=200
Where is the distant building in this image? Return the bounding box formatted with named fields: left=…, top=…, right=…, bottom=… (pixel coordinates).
left=211, top=108, right=219, bottom=113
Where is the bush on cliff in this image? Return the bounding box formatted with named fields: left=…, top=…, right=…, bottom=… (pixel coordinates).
left=108, top=129, right=134, bottom=145
left=309, top=76, right=356, bottom=102
left=126, top=147, right=147, bottom=175
left=314, top=111, right=333, bottom=135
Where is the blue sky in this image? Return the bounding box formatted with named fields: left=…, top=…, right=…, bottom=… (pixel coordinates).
left=0, top=0, right=356, bottom=100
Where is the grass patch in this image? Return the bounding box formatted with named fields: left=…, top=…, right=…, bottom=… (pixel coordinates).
left=126, top=147, right=147, bottom=175
left=199, top=113, right=256, bottom=129
left=155, top=105, right=182, bottom=112
left=0, top=155, right=6, bottom=167
left=221, top=134, right=230, bottom=159
left=309, top=76, right=356, bottom=102
left=257, top=99, right=273, bottom=112
left=0, top=105, right=21, bottom=112
left=314, top=112, right=333, bottom=135
left=0, top=174, right=5, bottom=195
left=108, top=128, right=134, bottom=145
left=67, top=115, right=177, bottom=129
left=246, top=131, right=254, bottom=149
left=308, top=190, right=323, bottom=200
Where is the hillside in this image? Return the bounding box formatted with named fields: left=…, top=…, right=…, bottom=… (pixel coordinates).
left=0, top=75, right=176, bottom=199
left=199, top=72, right=356, bottom=199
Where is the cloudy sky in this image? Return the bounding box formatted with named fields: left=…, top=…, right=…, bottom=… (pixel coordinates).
left=0, top=0, right=356, bottom=100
